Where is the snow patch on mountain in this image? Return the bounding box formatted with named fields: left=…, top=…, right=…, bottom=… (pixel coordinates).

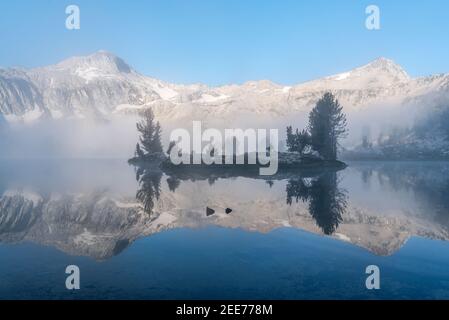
left=1, top=52, right=449, bottom=138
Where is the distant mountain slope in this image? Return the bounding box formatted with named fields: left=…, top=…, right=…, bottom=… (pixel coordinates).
left=1, top=51, right=449, bottom=123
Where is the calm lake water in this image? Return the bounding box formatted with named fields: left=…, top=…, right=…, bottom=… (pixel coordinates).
left=1, top=159, right=449, bottom=299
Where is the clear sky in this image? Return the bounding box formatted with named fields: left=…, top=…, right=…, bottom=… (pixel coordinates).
left=0, top=0, right=448, bottom=86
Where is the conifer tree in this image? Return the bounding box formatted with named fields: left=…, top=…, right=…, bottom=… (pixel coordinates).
left=136, top=108, right=163, bottom=155
left=308, top=92, right=347, bottom=160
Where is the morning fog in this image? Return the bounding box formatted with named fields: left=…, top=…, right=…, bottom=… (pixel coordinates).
left=169, top=121, right=279, bottom=175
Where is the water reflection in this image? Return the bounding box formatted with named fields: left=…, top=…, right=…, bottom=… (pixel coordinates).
left=1, top=160, right=449, bottom=260
left=354, top=162, right=449, bottom=225
left=166, top=176, right=181, bottom=192
left=286, top=171, right=347, bottom=235
left=135, top=165, right=162, bottom=215
left=137, top=163, right=348, bottom=235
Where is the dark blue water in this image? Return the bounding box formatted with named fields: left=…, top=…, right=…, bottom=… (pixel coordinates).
left=1, top=160, right=449, bottom=299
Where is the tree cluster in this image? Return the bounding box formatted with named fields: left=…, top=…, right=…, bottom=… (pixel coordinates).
left=286, top=127, right=311, bottom=154
left=286, top=92, right=347, bottom=161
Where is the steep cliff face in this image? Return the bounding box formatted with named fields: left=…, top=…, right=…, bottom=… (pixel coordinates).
left=0, top=69, right=46, bottom=120
left=0, top=52, right=166, bottom=121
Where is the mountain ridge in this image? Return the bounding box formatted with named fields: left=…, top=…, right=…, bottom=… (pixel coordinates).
left=1, top=51, right=449, bottom=123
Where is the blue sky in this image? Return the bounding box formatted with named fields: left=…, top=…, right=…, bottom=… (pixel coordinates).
left=0, top=0, right=448, bottom=85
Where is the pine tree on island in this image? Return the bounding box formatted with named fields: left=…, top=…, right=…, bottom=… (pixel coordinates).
left=134, top=108, right=164, bottom=161
left=286, top=92, right=347, bottom=161
left=308, top=92, right=347, bottom=160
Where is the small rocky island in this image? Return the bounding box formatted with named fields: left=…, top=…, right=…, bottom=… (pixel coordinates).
left=129, top=92, right=348, bottom=176
left=129, top=151, right=346, bottom=181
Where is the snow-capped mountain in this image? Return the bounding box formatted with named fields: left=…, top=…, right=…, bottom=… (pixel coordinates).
left=1, top=51, right=449, bottom=123
left=0, top=51, right=177, bottom=122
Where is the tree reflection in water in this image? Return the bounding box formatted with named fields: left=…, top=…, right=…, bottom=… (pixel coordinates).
left=166, top=176, right=181, bottom=192
left=133, top=162, right=347, bottom=230
left=286, top=171, right=347, bottom=235
left=135, top=165, right=162, bottom=215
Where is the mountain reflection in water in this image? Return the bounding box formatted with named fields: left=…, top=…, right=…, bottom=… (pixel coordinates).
left=135, top=162, right=348, bottom=239
left=0, top=160, right=449, bottom=260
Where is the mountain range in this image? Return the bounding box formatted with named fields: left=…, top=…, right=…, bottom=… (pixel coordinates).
left=1, top=51, right=449, bottom=124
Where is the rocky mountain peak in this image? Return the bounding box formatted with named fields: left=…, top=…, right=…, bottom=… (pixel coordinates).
left=357, top=57, right=410, bottom=82
left=52, top=50, right=132, bottom=76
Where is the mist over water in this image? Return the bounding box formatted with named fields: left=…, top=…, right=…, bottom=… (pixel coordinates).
left=0, top=117, right=139, bottom=159
left=0, top=93, right=445, bottom=163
